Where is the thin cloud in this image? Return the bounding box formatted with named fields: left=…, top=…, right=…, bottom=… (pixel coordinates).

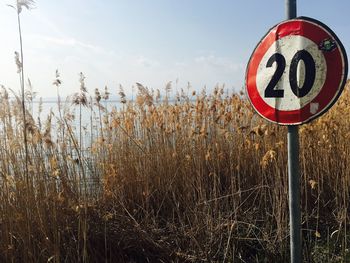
left=31, top=35, right=105, bottom=54
left=134, top=56, right=160, bottom=68
left=27, top=34, right=115, bottom=56
left=194, top=55, right=244, bottom=72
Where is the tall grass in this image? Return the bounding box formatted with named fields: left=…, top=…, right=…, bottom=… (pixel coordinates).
left=0, top=79, right=349, bottom=262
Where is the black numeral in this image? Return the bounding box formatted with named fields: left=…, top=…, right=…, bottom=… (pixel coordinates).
left=264, top=50, right=316, bottom=98
left=289, top=50, right=316, bottom=97
left=264, top=53, right=286, bottom=98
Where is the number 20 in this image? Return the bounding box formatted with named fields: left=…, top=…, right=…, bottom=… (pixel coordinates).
left=264, top=50, right=316, bottom=98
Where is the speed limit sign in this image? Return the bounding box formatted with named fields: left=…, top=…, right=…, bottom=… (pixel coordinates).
left=246, top=16, right=348, bottom=125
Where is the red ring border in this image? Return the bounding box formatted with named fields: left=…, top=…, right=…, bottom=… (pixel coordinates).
left=245, top=16, right=348, bottom=125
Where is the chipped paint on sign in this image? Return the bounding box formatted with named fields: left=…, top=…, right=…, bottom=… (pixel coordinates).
left=310, top=103, right=319, bottom=114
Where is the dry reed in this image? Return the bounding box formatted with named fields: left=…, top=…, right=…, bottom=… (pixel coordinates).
left=0, top=79, right=348, bottom=262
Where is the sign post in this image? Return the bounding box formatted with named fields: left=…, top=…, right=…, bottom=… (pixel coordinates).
left=285, top=1, right=301, bottom=263
left=245, top=1, right=348, bottom=262
left=288, top=124, right=301, bottom=263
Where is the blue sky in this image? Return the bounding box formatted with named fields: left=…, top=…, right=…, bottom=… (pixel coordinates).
left=0, top=0, right=349, bottom=98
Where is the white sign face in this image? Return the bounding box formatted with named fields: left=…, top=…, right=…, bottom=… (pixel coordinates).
left=246, top=17, right=348, bottom=125
left=256, top=35, right=327, bottom=111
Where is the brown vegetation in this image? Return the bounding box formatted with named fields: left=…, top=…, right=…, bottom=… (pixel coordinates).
left=0, top=80, right=349, bottom=262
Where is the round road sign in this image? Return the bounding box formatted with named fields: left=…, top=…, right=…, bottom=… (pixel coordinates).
left=246, top=16, right=348, bottom=125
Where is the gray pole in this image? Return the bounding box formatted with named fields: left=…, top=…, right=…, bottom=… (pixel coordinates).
left=286, top=1, right=302, bottom=262
left=286, top=0, right=297, bottom=20
left=288, top=125, right=301, bottom=263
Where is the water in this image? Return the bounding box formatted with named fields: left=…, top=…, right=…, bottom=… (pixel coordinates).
left=28, top=99, right=124, bottom=149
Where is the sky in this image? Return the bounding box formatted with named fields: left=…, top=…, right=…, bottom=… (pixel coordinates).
left=0, top=0, right=349, bottom=99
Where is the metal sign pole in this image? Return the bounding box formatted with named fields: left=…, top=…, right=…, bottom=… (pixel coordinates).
left=286, top=1, right=301, bottom=262
left=288, top=125, right=301, bottom=262
left=286, top=0, right=297, bottom=20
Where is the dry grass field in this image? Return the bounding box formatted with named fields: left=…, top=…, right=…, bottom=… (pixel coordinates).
left=0, top=78, right=349, bottom=262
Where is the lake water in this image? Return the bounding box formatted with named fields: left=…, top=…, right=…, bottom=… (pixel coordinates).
left=28, top=100, right=123, bottom=148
